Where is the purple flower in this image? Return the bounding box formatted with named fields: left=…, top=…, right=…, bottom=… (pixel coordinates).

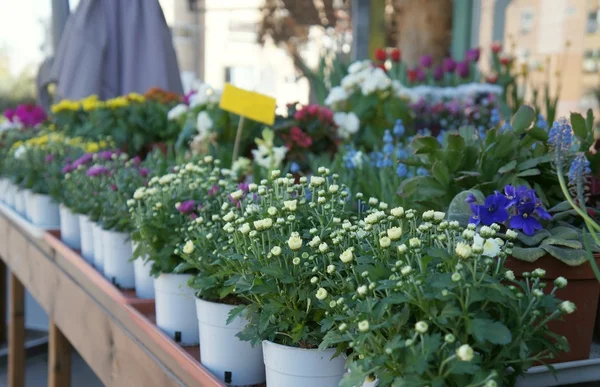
left=510, top=202, right=542, bottom=236
left=97, top=150, right=120, bottom=160
left=190, top=213, right=198, bottom=220
left=456, top=61, right=470, bottom=79
left=443, top=58, right=456, bottom=73
left=110, top=184, right=117, bottom=191
left=139, top=168, right=150, bottom=178
left=238, top=182, right=250, bottom=192
left=534, top=199, right=552, bottom=220
left=14, top=104, right=46, bottom=127
left=416, top=68, right=426, bottom=82
left=478, top=193, right=509, bottom=225
left=4, top=108, right=15, bottom=122
left=86, top=166, right=110, bottom=177
left=131, top=156, right=141, bottom=166
left=465, top=192, right=478, bottom=204
left=433, top=65, right=444, bottom=81
left=419, top=55, right=433, bottom=68
left=208, top=184, right=219, bottom=196
left=177, top=200, right=196, bottom=214
left=469, top=203, right=481, bottom=225
left=45, top=154, right=55, bottom=163
left=465, top=48, right=480, bottom=62
left=62, top=164, right=74, bottom=174
left=72, top=153, right=94, bottom=168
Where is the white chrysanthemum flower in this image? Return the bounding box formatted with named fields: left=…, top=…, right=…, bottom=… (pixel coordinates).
left=409, top=238, right=421, bottom=249
left=456, top=344, right=474, bottom=361
left=230, top=189, right=244, bottom=200
left=292, top=257, right=300, bottom=265
left=238, top=223, right=251, bottom=234
left=387, top=227, right=402, bottom=240
left=415, top=321, right=429, bottom=334
left=328, top=184, right=339, bottom=193
left=287, top=232, right=303, bottom=250
left=504, top=270, right=515, bottom=281
left=308, top=236, right=321, bottom=248
left=271, top=246, right=282, bottom=256
left=283, top=200, right=297, bottom=211
left=444, top=334, right=455, bottom=343
left=324, top=86, right=348, bottom=106
left=315, top=288, right=328, bottom=300
left=554, top=277, right=568, bottom=289
left=358, top=320, right=370, bottom=332
left=357, top=285, right=368, bottom=296
left=505, top=229, right=518, bottom=239
left=433, top=211, right=445, bottom=222
left=319, top=243, right=329, bottom=253
left=310, top=176, right=326, bottom=187
left=559, top=301, right=576, bottom=314
left=401, top=266, right=412, bottom=276
left=379, top=236, right=391, bottom=248
left=532, top=268, right=546, bottom=278
left=451, top=273, right=462, bottom=282
left=167, top=104, right=188, bottom=120
left=390, top=207, right=405, bottom=218
left=339, top=323, right=347, bottom=332
left=397, top=244, right=408, bottom=254
left=455, top=242, right=472, bottom=260
left=340, top=248, right=354, bottom=263
left=333, top=112, right=360, bottom=140
left=326, top=264, right=335, bottom=274
left=533, top=289, right=544, bottom=297
left=422, top=210, right=435, bottom=220
left=195, top=111, right=213, bottom=142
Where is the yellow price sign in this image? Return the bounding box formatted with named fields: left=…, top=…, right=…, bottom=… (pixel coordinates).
left=219, top=83, right=276, bottom=125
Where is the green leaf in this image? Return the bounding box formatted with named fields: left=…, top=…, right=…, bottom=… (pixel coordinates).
left=526, top=126, right=548, bottom=141
left=516, top=229, right=551, bottom=246
left=548, top=201, right=573, bottom=212
left=548, top=226, right=580, bottom=240
left=570, top=112, right=587, bottom=140
left=431, top=161, right=450, bottom=186
left=540, top=245, right=589, bottom=266
left=469, top=318, right=512, bottom=345
left=512, top=105, right=535, bottom=134
left=510, top=246, right=547, bottom=262
left=498, top=160, right=517, bottom=174
left=517, top=155, right=552, bottom=171
left=517, top=168, right=541, bottom=177
left=542, top=238, right=583, bottom=249
left=586, top=109, right=595, bottom=138
left=411, top=136, right=441, bottom=154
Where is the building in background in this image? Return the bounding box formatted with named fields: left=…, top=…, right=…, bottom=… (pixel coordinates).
left=477, top=0, right=600, bottom=116
left=159, top=0, right=310, bottom=108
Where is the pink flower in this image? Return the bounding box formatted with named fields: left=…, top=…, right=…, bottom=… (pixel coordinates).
left=177, top=200, right=196, bottom=214
left=86, top=166, right=110, bottom=177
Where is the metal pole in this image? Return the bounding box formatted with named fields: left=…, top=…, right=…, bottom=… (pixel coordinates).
left=51, top=0, right=70, bottom=54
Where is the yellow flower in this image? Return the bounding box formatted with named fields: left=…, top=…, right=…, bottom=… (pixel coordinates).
left=127, top=92, right=145, bottom=103
left=105, top=96, right=129, bottom=109
left=51, top=99, right=80, bottom=113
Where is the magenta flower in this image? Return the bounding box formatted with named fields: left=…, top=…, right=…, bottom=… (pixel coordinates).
left=419, top=55, right=433, bottom=68
left=190, top=213, right=198, bottom=220
left=139, top=168, right=150, bottom=178
left=433, top=66, right=443, bottom=81
left=15, top=104, right=46, bottom=127
left=45, top=154, right=55, bottom=163
left=72, top=153, right=94, bottom=168
left=465, top=48, right=480, bottom=62
left=97, top=150, right=120, bottom=160
left=177, top=200, right=196, bottom=214
left=86, top=166, right=110, bottom=177
left=208, top=184, right=219, bottom=196
left=456, top=61, right=470, bottom=79
left=62, top=164, right=75, bottom=174
left=416, top=68, right=426, bottom=82
left=4, top=108, right=15, bottom=122
left=131, top=156, right=141, bottom=166
left=110, top=184, right=118, bottom=191
left=443, top=58, right=456, bottom=73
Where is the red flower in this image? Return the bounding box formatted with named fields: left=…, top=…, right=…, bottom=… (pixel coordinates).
left=294, top=110, right=305, bottom=121
left=319, top=107, right=333, bottom=122
left=491, top=42, right=502, bottom=54
left=290, top=126, right=313, bottom=148
left=407, top=69, right=418, bottom=83
left=390, top=48, right=401, bottom=62
left=485, top=73, right=499, bottom=84
left=499, top=54, right=513, bottom=66
left=307, top=104, right=319, bottom=116
left=374, top=48, right=387, bottom=62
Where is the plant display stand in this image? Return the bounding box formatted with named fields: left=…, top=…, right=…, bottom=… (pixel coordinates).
left=0, top=207, right=226, bottom=387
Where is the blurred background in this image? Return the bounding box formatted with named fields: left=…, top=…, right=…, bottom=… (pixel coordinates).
left=1, top=0, right=598, bottom=117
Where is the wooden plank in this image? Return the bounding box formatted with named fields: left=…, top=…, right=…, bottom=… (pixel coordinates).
left=48, top=320, right=71, bottom=387
left=0, top=258, right=6, bottom=344
left=8, top=272, right=25, bottom=387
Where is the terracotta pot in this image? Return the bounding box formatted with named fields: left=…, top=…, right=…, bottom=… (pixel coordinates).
left=505, top=254, right=600, bottom=364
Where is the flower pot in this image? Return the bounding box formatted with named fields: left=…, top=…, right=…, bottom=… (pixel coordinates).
left=132, top=242, right=154, bottom=299
left=14, top=187, right=26, bottom=216
left=101, top=229, right=134, bottom=289
left=59, top=205, right=81, bottom=249
left=0, top=178, right=6, bottom=202
left=154, top=273, right=199, bottom=345
left=4, top=181, right=15, bottom=208
left=23, top=189, right=33, bottom=220
left=262, top=340, right=345, bottom=387
left=78, top=215, right=94, bottom=264
left=28, top=193, right=60, bottom=228
left=196, top=298, right=265, bottom=385
left=91, top=223, right=105, bottom=272
left=505, top=254, right=600, bottom=363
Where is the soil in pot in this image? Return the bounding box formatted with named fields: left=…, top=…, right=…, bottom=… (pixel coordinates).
left=505, top=254, right=600, bottom=364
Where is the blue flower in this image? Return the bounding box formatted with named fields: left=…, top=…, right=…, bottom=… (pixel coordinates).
left=383, top=143, right=395, bottom=156
left=396, top=163, right=407, bottom=177
left=416, top=167, right=429, bottom=176
left=383, top=129, right=393, bottom=144
left=343, top=147, right=359, bottom=170
left=490, top=109, right=500, bottom=126
left=510, top=202, right=542, bottom=236
left=469, top=203, right=481, bottom=225
left=536, top=114, right=548, bottom=130
left=548, top=117, right=573, bottom=152
left=465, top=192, right=478, bottom=204
left=418, top=128, right=432, bottom=137
left=478, top=193, right=509, bottom=225
left=290, top=162, right=300, bottom=174
left=393, top=119, right=405, bottom=137
left=568, top=153, right=592, bottom=186
left=396, top=147, right=407, bottom=159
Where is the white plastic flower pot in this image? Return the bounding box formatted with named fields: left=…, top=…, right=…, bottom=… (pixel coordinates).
left=91, top=223, right=105, bottom=272
left=154, top=273, right=198, bottom=345
left=23, top=189, right=33, bottom=220
left=132, top=242, right=155, bottom=299
left=14, top=187, right=26, bottom=216
left=262, top=340, right=345, bottom=387
left=78, top=215, right=94, bottom=264
left=5, top=181, right=15, bottom=208
left=28, top=192, right=60, bottom=228
left=101, top=229, right=134, bottom=289
left=59, top=204, right=81, bottom=249
left=196, top=298, right=265, bottom=386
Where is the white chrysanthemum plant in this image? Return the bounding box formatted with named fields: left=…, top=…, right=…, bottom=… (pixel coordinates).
left=311, top=208, right=574, bottom=387
left=130, top=156, right=236, bottom=276
left=192, top=167, right=362, bottom=349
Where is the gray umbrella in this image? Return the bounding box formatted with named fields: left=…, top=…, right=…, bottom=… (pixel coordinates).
left=49, top=0, right=183, bottom=100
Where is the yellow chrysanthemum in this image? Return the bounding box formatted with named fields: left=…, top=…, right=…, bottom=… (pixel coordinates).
left=51, top=99, right=80, bottom=113
left=127, top=92, right=146, bottom=103
left=106, top=97, right=129, bottom=109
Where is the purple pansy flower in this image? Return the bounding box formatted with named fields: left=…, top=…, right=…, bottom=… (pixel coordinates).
left=177, top=200, right=196, bottom=214
left=509, top=202, right=543, bottom=236
left=478, top=193, right=509, bottom=225
left=86, top=165, right=110, bottom=177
